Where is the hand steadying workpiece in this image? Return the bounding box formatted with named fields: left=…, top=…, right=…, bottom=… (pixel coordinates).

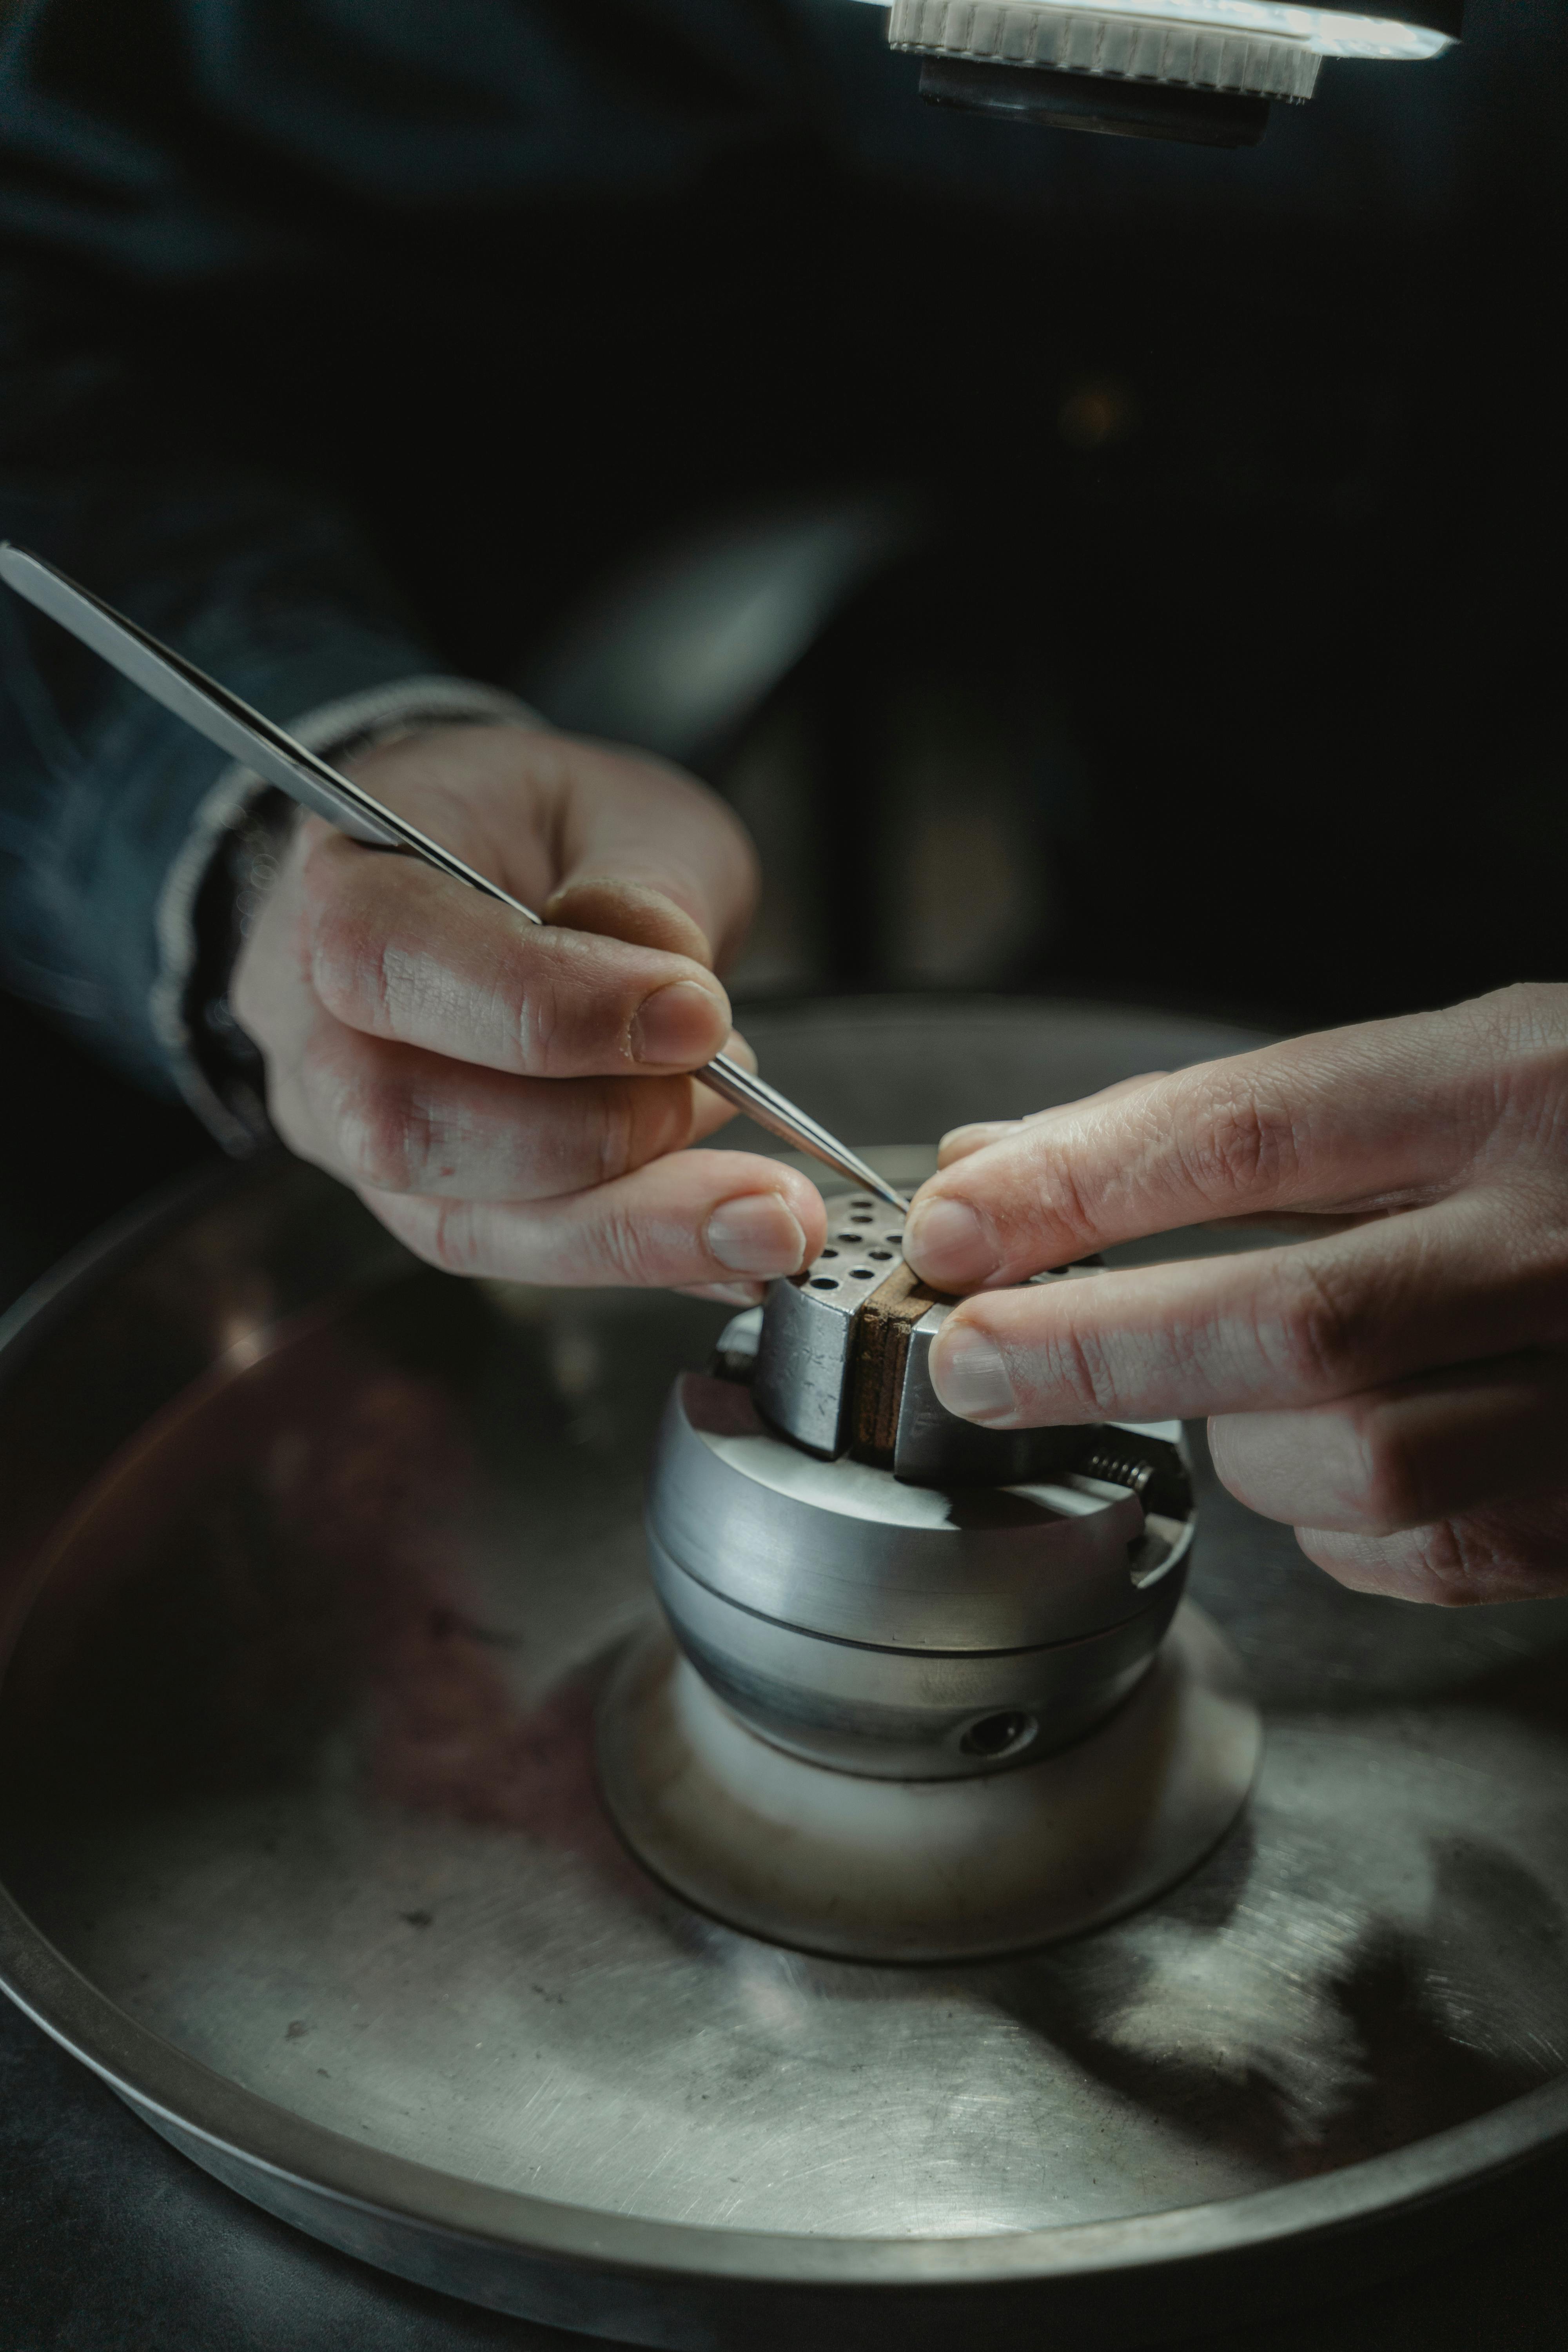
left=232, top=723, right=825, bottom=1301
left=903, top=986, right=1568, bottom=1605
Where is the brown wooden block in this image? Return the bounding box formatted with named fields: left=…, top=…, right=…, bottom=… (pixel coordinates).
left=848, top=1261, right=951, bottom=1465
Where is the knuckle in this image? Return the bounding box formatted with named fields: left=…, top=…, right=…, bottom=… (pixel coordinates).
left=1388, top=1517, right=1489, bottom=1605
left=516, top=1083, right=641, bottom=1200
left=306, top=869, right=450, bottom=1045
left=1311, top=1510, right=1555, bottom=1606
left=1039, top=1306, right=1119, bottom=1417
left=610, top=1078, right=688, bottom=1182
left=416, top=1199, right=484, bottom=1278
left=592, top=1204, right=659, bottom=1288
left=513, top=935, right=656, bottom=1082
left=515, top=967, right=572, bottom=1077
left=1428, top=1499, right=1568, bottom=1602
left=594, top=1085, right=641, bottom=1188
left=347, top=1082, right=434, bottom=1193
left=1467, top=985, right=1568, bottom=1162
left=1172, top=1073, right=1299, bottom=1206
left=1027, top=1139, right=1102, bottom=1259
left=1345, top=1402, right=1427, bottom=1534
left=1269, top=1255, right=1365, bottom=1394
left=303, top=1041, right=421, bottom=1193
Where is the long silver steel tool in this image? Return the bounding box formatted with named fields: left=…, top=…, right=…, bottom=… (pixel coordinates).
left=0, top=542, right=909, bottom=1215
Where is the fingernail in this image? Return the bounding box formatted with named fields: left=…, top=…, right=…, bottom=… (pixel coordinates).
left=930, top=1324, right=1017, bottom=1425
left=632, top=980, right=726, bottom=1066
left=705, top=1194, right=808, bottom=1277
left=903, top=1197, right=996, bottom=1287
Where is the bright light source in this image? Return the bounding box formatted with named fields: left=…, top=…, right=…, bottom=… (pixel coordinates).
left=849, top=0, right=1452, bottom=60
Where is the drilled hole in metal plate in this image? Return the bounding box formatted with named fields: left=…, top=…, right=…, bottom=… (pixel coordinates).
left=809, top=1277, right=841, bottom=1291
left=850, top=1267, right=876, bottom=1280
left=958, top=1710, right=1037, bottom=1760
left=835, top=1232, right=863, bottom=1245
left=818, top=1248, right=840, bottom=1259
left=849, top=1198, right=872, bottom=1208
left=885, top=1232, right=904, bottom=1246
left=867, top=1249, right=893, bottom=1261
left=850, top=1213, right=873, bottom=1225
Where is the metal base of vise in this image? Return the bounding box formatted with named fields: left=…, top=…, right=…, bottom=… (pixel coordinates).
left=599, top=1606, right=1258, bottom=1962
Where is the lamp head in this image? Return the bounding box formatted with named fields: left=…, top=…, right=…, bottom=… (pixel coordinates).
left=854, top=0, right=1462, bottom=146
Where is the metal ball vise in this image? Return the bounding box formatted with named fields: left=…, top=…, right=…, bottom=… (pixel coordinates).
left=598, top=1196, right=1261, bottom=1962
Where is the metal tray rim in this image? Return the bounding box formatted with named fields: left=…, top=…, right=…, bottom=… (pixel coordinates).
left=4, top=1757, right=1568, bottom=2295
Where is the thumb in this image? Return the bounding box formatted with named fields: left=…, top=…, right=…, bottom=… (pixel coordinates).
left=539, top=736, right=758, bottom=970
left=545, top=873, right=716, bottom=965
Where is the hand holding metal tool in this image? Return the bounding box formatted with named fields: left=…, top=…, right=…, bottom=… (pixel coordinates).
left=0, top=543, right=907, bottom=1215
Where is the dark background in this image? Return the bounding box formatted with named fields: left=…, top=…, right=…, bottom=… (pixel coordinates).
left=216, top=135, right=1563, bottom=1038
left=6, top=0, right=1561, bottom=1058
left=2, top=1, right=1566, bottom=2342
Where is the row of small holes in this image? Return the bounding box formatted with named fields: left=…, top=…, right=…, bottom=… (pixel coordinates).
left=808, top=1207, right=905, bottom=1291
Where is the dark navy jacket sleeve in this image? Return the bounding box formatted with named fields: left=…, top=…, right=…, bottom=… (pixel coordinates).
left=0, top=0, right=925, bottom=1121
left=0, top=279, right=522, bottom=1127
left=0, top=0, right=583, bottom=1120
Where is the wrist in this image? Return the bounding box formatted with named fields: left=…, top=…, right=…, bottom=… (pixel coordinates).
left=185, top=791, right=300, bottom=1148
left=170, top=685, right=539, bottom=1151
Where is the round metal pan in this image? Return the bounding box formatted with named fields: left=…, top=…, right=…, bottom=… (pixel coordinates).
left=2, top=998, right=1566, bottom=2349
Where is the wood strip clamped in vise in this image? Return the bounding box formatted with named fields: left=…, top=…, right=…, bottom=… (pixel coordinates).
left=849, top=1261, right=952, bottom=1465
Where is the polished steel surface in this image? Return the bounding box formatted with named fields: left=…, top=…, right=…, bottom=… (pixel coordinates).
left=0, top=1001, right=1566, bottom=2348
left=0, top=546, right=908, bottom=1216
left=751, top=1194, right=909, bottom=1454
left=647, top=1537, right=1179, bottom=1775
left=648, top=1370, right=1170, bottom=1650
left=641, top=1363, right=1191, bottom=1779
left=597, top=1605, right=1259, bottom=1960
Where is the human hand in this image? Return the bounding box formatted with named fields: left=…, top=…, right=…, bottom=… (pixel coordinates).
left=900, top=986, right=1568, bottom=1603
left=230, top=722, right=824, bottom=1298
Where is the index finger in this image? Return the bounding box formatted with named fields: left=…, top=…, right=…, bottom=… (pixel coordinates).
left=902, top=996, right=1532, bottom=1293
left=538, top=736, right=760, bottom=969
left=303, top=833, right=733, bottom=1081
left=925, top=1190, right=1555, bottom=1431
